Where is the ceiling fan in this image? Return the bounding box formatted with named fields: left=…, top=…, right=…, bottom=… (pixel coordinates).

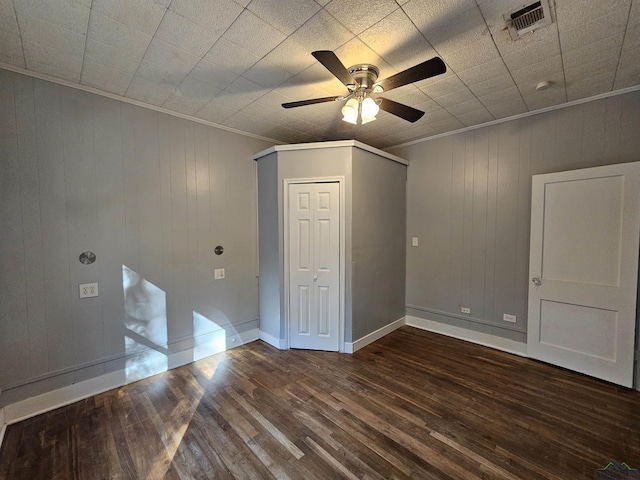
left=282, top=50, right=446, bottom=125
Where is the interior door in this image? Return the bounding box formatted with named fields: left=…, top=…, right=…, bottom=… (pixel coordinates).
left=288, top=182, right=340, bottom=351
left=528, top=162, right=640, bottom=387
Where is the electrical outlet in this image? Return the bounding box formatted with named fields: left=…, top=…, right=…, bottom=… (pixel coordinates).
left=411, top=237, right=419, bottom=247
left=460, top=307, right=471, bottom=314
left=503, top=313, right=517, bottom=323
left=214, top=268, right=225, bottom=280
left=79, top=282, right=98, bottom=298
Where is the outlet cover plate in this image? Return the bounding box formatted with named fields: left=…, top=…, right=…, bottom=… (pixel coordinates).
left=460, top=307, right=471, bottom=314
left=214, top=268, right=225, bottom=280
left=503, top=313, right=517, bottom=323
left=79, top=282, right=98, bottom=298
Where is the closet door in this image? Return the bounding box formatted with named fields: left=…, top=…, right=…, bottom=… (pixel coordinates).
left=288, top=182, right=340, bottom=351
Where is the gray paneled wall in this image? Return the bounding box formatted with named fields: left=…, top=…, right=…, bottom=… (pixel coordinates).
left=0, top=70, right=271, bottom=405
left=390, top=90, right=640, bottom=343
left=351, top=148, right=406, bottom=340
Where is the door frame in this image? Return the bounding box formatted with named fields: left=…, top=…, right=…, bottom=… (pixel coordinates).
left=283, top=177, right=346, bottom=352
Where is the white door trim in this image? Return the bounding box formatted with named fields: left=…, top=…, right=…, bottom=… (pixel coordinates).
left=283, top=177, right=346, bottom=352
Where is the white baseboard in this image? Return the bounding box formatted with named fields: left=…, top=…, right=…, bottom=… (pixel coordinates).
left=4, top=369, right=127, bottom=427
left=345, top=317, right=406, bottom=354
left=0, top=328, right=259, bottom=444
left=406, top=316, right=527, bottom=357
left=259, top=330, right=286, bottom=349
left=230, top=328, right=260, bottom=349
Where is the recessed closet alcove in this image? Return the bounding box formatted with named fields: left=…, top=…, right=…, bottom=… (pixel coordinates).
left=254, top=140, right=408, bottom=352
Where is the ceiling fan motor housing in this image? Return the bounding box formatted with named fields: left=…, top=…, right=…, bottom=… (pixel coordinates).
left=348, top=64, right=380, bottom=91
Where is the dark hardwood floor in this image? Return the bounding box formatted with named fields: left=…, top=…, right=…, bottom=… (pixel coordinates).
left=1, top=326, right=639, bottom=479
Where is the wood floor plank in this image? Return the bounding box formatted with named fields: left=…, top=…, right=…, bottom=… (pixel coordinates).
left=225, top=385, right=305, bottom=460
left=186, top=426, right=234, bottom=479
left=1, top=326, right=639, bottom=479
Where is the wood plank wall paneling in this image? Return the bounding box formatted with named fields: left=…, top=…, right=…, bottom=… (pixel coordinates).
left=393, top=90, right=640, bottom=342
left=62, top=89, right=103, bottom=368
left=93, top=95, right=127, bottom=361
left=0, top=70, right=29, bottom=383
left=15, top=76, right=48, bottom=379
left=469, top=128, right=488, bottom=319
left=194, top=124, right=211, bottom=298
left=36, top=80, right=75, bottom=372
left=0, top=70, right=272, bottom=406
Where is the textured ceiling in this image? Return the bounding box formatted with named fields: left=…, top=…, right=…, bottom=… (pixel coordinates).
left=1, top=0, right=639, bottom=149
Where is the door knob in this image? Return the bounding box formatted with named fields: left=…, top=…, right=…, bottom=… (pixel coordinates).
left=531, top=276, right=542, bottom=287
left=313, top=275, right=318, bottom=281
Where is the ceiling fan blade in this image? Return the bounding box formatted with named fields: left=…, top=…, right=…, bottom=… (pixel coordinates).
left=282, top=96, right=341, bottom=108
left=375, top=57, right=446, bottom=92
left=312, top=50, right=358, bottom=88
left=378, top=98, right=425, bottom=123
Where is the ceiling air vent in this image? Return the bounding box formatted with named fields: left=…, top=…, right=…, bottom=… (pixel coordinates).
left=504, top=0, right=552, bottom=40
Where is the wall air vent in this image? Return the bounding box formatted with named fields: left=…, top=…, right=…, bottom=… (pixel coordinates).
left=504, top=0, right=552, bottom=40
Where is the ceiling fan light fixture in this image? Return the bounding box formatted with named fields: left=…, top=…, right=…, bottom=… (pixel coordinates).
left=361, top=97, right=379, bottom=118
left=341, top=98, right=359, bottom=124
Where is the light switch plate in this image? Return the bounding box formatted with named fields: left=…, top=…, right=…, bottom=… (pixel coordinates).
left=412, top=237, right=419, bottom=247
left=214, top=268, right=225, bottom=280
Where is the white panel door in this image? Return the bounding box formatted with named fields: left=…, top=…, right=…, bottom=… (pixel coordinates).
left=528, top=162, right=640, bottom=387
left=289, top=182, right=340, bottom=351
